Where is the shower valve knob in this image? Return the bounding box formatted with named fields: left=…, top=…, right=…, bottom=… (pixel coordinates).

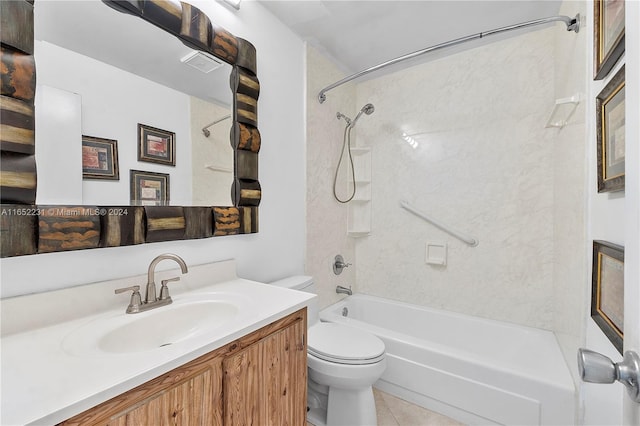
left=333, top=255, right=351, bottom=275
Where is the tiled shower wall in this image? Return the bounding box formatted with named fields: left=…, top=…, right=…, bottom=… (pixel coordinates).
left=551, top=0, right=588, bottom=383
left=307, top=25, right=586, bottom=342
left=353, top=28, right=557, bottom=329
left=305, top=45, right=357, bottom=309
left=294, top=28, right=558, bottom=331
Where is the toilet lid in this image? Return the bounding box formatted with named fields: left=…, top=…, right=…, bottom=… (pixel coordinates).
left=307, top=323, right=385, bottom=365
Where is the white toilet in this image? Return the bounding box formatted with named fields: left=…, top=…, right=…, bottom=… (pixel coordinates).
left=270, top=276, right=386, bottom=426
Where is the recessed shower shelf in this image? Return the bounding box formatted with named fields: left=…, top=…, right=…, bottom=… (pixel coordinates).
left=347, top=146, right=372, bottom=237
left=545, top=94, right=581, bottom=129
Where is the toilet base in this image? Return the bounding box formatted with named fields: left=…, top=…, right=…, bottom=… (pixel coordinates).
left=328, top=385, right=378, bottom=426
left=307, top=377, right=378, bottom=426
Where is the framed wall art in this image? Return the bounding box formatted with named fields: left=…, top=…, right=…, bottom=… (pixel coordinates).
left=82, top=135, right=119, bottom=180
left=591, top=240, right=624, bottom=354
left=130, top=169, right=170, bottom=206
left=596, top=65, right=625, bottom=193
left=137, top=123, right=175, bottom=166
left=594, top=0, right=625, bottom=80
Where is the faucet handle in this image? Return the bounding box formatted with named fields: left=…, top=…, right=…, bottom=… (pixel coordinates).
left=333, top=255, right=352, bottom=275
left=159, top=277, right=180, bottom=301
left=115, top=285, right=142, bottom=314
left=115, top=285, right=140, bottom=294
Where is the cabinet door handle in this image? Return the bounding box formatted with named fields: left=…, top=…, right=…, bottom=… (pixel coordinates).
left=577, top=348, right=640, bottom=402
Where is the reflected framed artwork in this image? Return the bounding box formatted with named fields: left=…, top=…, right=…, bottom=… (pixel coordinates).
left=138, top=123, right=175, bottom=166
left=596, top=65, right=625, bottom=193
left=594, top=0, right=625, bottom=80
left=130, top=170, right=169, bottom=206
left=82, top=135, right=119, bottom=180
left=591, top=240, right=624, bottom=354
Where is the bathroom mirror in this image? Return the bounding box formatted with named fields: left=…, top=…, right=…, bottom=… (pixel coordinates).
left=0, top=0, right=261, bottom=257
left=34, top=0, right=233, bottom=206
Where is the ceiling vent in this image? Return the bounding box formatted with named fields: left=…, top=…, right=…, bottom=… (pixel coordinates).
left=180, top=51, right=224, bottom=74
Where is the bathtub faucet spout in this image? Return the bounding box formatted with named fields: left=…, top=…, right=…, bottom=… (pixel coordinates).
left=336, top=285, right=352, bottom=296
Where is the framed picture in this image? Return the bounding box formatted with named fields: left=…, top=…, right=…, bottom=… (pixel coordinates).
left=137, top=123, right=175, bottom=166
left=591, top=240, right=624, bottom=354
left=594, top=0, right=625, bottom=80
left=130, top=170, right=170, bottom=205
left=596, top=65, right=625, bottom=193
left=82, top=136, right=119, bottom=180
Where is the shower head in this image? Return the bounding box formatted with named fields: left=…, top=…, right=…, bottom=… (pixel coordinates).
left=351, top=103, right=375, bottom=127
left=361, top=103, right=375, bottom=115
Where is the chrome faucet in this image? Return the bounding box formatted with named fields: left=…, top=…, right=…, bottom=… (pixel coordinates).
left=115, top=253, right=188, bottom=314
left=146, top=253, right=188, bottom=303
left=336, top=285, right=352, bottom=296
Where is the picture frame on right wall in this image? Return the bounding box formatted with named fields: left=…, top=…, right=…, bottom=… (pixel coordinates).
left=594, top=0, right=625, bottom=80
left=591, top=240, right=624, bottom=354
left=596, top=65, right=625, bottom=193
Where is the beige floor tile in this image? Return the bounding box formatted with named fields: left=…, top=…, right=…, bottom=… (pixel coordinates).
left=374, top=388, right=400, bottom=426
left=308, top=389, right=463, bottom=426
left=375, top=389, right=464, bottom=426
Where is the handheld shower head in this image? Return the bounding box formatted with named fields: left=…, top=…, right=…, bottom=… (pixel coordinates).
left=351, top=103, right=375, bottom=127
left=361, top=103, right=375, bottom=115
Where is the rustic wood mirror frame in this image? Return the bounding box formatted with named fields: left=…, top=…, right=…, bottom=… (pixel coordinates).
left=0, top=0, right=261, bottom=258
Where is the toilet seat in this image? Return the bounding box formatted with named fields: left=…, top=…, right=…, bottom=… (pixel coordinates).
left=308, top=323, right=385, bottom=365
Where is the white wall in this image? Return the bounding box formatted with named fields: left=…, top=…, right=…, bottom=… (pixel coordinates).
left=581, top=0, right=640, bottom=423
left=623, top=0, right=640, bottom=422
left=353, top=28, right=557, bottom=329
left=35, top=41, right=193, bottom=206
left=581, top=4, right=626, bottom=425
left=0, top=0, right=306, bottom=298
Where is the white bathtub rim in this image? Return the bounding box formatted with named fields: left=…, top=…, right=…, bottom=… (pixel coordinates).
left=327, top=293, right=555, bottom=335
left=320, top=293, right=575, bottom=393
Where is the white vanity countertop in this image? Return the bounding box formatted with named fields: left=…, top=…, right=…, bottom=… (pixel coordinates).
left=0, top=260, right=313, bottom=425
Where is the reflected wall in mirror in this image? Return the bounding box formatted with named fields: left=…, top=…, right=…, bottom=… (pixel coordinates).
left=0, top=0, right=261, bottom=258
left=34, top=0, right=233, bottom=206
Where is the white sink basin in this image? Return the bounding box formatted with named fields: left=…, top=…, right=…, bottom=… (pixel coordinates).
left=62, top=293, right=246, bottom=356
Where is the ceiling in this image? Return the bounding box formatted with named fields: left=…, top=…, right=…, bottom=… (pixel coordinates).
left=35, top=1, right=567, bottom=104
left=258, top=0, right=565, bottom=76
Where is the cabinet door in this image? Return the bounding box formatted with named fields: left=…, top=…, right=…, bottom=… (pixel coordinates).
left=223, top=317, right=307, bottom=425
left=108, top=366, right=219, bottom=425
left=60, top=357, right=223, bottom=426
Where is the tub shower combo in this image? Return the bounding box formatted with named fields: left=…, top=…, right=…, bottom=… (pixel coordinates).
left=320, top=12, right=584, bottom=426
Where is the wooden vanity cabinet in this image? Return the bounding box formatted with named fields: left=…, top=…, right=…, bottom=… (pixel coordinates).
left=59, top=309, right=307, bottom=426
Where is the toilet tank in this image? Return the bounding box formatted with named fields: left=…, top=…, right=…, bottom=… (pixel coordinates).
left=269, top=275, right=318, bottom=324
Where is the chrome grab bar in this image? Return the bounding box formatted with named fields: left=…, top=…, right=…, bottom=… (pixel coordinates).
left=400, top=200, right=478, bottom=247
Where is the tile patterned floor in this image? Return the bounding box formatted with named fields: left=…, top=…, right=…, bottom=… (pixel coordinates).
left=374, top=389, right=463, bottom=426
left=307, top=388, right=463, bottom=426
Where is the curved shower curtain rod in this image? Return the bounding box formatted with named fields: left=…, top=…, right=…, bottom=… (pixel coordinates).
left=318, top=14, right=580, bottom=104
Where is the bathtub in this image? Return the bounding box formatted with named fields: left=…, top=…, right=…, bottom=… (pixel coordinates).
left=319, top=294, right=575, bottom=426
